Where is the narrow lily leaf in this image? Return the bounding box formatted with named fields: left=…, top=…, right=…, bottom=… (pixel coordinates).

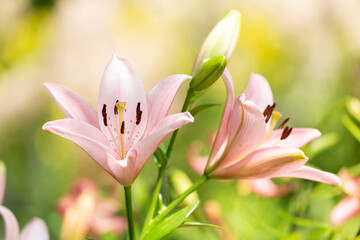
left=342, top=114, right=360, bottom=142
left=143, top=202, right=199, bottom=240
left=190, top=103, right=220, bottom=117
left=182, top=221, right=226, bottom=231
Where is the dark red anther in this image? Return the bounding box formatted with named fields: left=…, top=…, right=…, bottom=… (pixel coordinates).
left=120, top=121, right=125, bottom=134
left=136, top=102, right=142, bottom=125
left=102, top=104, right=108, bottom=126
left=278, top=117, right=290, bottom=129
left=280, top=126, right=293, bottom=140
left=114, top=100, right=119, bottom=115
left=263, top=103, right=276, bottom=123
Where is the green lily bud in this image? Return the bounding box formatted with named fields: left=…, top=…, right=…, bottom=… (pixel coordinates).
left=190, top=55, right=227, bottom=92
left=193, top=10, right=241, bottom=72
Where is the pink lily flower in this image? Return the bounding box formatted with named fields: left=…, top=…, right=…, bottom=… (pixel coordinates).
left=188, top=69, right=340, bottom=184
left=57, top=178, right=127, bottom=239
left=0, top=162, right=49, bottom=240
left=43, top=55, right=194, bottom=186
left=330, top=168, right=360, bottom=226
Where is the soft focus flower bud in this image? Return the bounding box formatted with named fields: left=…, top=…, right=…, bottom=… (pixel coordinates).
left=347, top=97, right=360, bottom=122
left=169, top=169, right=199, bottom=206
left=190, top=55, right=227, bottom=91
left=193, top=10, right=241, bottom=72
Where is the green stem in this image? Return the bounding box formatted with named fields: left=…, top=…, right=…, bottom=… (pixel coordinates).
left=151, top=175, right=208, bottom=226
left=124, top=186, right=136, bottom=240
left=166, top=89, right=196, bottom=158
left=140, top=167, right=166, bottom=239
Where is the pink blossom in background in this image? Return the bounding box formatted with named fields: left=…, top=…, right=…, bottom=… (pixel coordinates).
left=0, top=162, right=49, bottom=240
left=187, top=69, right=341, bottom=185
left=43, top=55, right=194, bottom=186
left=58, top=178, right=127, bottom=239
left=330, top=168, right=360, bottom=226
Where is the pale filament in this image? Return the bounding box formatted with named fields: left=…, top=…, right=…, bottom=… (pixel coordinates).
left=116, top=102, right=127, bottom=159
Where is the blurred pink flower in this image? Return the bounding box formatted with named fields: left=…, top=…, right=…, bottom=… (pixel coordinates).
left=0, top=162, right=49, bottom=240
left=330, top=168, right=360, bottom=225
left=250, top=179, right=290, bottom=198
left=188, top=69, right=341, bottom=185
left=58, top=178, right=127, bottom=239
left=43, top=55, right=194, bottom=186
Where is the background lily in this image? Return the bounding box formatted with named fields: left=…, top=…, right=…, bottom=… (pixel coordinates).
left=43, top=55, right=194, bottom=186
left=188, top=70, right=341, bottom=185
left=0, top=162, right=49, bottom=240
left=330, top=168, right=360, bottom=226
left=57, top=178, right=127, bottom=239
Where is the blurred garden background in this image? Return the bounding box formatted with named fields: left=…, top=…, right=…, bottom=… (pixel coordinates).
left=0, top=0, right=360, bottom=239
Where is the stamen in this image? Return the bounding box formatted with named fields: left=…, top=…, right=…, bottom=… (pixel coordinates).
left=281, top=126, right=293, bottom=140
left=263, top=103, right=276, bottom=123
left=114, top=100, right=119, bottom=115
left=115, top=101, right=127, bottom=159
left=121, top=121, right=125, bottom=134
left=278, top=117, right=289, bottom=129
left=102, top=104, right=108, bottom=126
left=136, top=102, right=142, bottom=125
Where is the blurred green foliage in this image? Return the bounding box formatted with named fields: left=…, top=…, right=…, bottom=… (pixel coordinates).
left=0, top=0, right=359, bottom=239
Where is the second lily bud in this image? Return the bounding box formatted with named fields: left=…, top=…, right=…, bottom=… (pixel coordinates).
left=189, top=55, right=227, bottom=92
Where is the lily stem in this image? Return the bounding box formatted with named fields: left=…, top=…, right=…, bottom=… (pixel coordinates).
left=166, top=88, right=196, bottom=158
left=140, top=167, right=166, bottom=239
left=151, top=175, right=209, bottom=226
left=124, top=185, right=136, bottom=240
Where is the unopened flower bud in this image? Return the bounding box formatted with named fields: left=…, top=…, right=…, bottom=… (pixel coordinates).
left=190, top=55, right=227, bottom=91
left=193, top=10, right=241, bottom=72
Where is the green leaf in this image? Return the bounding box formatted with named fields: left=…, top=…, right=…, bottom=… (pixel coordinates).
left=85, top=237, right=96, bottom=240
left=153, top=144, right=168, bottom=167
left=182, top=221, right=226, bottom=231
left=342, top=114, right=360, bottom=142
left=190, top=103, right=220, bottom=116
left=143, top=202, right=199, bottom=240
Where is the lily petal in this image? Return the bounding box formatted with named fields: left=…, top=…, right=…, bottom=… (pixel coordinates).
left=97, top=55, right=148, bottom=153
left=261, top=128, right=321, bottom=149
left=20, top=218, right=49, bottom=240
left=146, top=74, right=191, bottom=134
left=221, top=99, right=266, bottom=166
left=244, top=73, right=273, bottom=113
left=339, top=168, right=360, bottom=196
left=208, top=68, right=234, bottom=166
left=42, top=119, right=119, bottom=175
left=274, top=166, right=341, bottom=185
left=0, top=206, right=20, bottom=240
left=0, top=161, right=5, bottom=205
left=330, top=196, right=360, bottom=225
left=211, top=147, right=307, bottom=179
left=107, top=149, right=137, bottom=186
left=44, top=83, right=99, bottom=128
left=133, top=112, right=194, bottom=179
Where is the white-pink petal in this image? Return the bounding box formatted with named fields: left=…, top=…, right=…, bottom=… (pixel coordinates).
left=0, top=206, right=20, bottom=240
left=146, top=74, right=191, bottom=135
left=107, top=150, right=137, bottom=187
left=261, top=128, right=321, bottom=149
left=222, top=99, right=267, bottom=166
left=97, top=55, right=148, bottom=153
left=274, top=166, right=341, bottom=185
left=211, top=147, right=307, bottom=179
left=42, top=119, right=119, bottom=175
left=330, top=196, right=360, bottom=226
left=244, top=73, right=273, bottom=113
left=20, top=218, right=49, bottom=240
left=208, top=68, right=234, bottom=167
left=44, top=83, right=99, bottom=128
left=134, top=112, right=194, bottom=179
